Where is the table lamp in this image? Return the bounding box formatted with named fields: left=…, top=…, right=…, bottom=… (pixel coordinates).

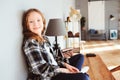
left=45, top=18, right=66, bottom=56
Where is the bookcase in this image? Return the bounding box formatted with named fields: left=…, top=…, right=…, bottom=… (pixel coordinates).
left=65, top=21, right=81, bottom=53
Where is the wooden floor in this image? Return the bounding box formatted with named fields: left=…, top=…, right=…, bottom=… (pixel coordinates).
left=81, top=39, right=120, bottom=80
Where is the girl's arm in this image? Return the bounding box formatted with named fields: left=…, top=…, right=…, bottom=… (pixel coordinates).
left=23, top=39, right=59, bottom=77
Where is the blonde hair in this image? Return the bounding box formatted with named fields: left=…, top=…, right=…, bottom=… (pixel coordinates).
left=22, top=8, right=46, bottom=42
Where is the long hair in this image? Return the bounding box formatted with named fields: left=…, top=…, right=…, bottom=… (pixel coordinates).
left=22, top=8, right=46, bottom=42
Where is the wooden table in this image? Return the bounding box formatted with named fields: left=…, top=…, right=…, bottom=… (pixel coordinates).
left=83, top=55, right=115, bottom=80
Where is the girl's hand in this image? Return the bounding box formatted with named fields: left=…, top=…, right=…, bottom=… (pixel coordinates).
left=56, top=68, right=72, bottom=73
left=64, top=63, right=80, bottom=73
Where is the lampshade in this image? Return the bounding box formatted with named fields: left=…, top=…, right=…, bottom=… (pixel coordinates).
left=45, top=18, right=66, bottom=36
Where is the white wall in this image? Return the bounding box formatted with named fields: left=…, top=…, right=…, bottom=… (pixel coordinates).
left=0, top=0, right=75, bottom=80
left=105, top=0, right=120, bottom=30
left=88, top=1, right=105, bottom=30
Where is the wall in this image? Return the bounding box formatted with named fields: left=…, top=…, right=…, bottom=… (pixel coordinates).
left=76, top=0, right=88, bottom=29
left=0, top=0, right=75, bottom=80
left=105, top=0, right=120, bottom=39
left=88, top=1, right=105, bottom=30
left=75, top=0, right=88, bottom=40
left=105, top=0, right=120, bottom=30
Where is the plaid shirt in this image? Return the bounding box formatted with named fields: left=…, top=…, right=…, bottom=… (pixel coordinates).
left=23, top=36, right=60, bottom=80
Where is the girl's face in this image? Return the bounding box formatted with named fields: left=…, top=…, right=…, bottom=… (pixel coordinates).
left=27, top=12, right=44, bottom=35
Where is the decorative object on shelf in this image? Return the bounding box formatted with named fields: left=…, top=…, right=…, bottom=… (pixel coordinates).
left=69, top=7, right=82, bottom=21
left=66, top=16, right=71, bottom=22
left=45, top=18, right=66, bottom=57
left=68, top=31, right=74, bottom=37
left=68, top=31, right=79, bottom=37
left=74, top=32, right=80, bottom=37
left=110, top=29, right=118, bottom=39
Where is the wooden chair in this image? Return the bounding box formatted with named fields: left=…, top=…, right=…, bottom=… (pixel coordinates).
left=110, top=65, right=120, bottom=73
left=83, top=54, right=115, bottom=80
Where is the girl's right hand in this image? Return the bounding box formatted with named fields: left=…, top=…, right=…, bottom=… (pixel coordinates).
left=64, top=63, right=80, bottom=73
left=56, top=68, right=71, bottom=73
left=56, top=68, right=78, bottom=73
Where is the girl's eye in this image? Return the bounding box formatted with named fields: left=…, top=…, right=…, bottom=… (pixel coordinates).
left=29, top=21, right=33, bottom=23
left=37, top=19, right=40, bottom=22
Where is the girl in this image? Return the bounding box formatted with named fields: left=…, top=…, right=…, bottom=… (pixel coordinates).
left=22, top=8, right=89, bottom=80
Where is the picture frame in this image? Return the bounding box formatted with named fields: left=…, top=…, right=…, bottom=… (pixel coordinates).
left=110, top=29, right=118, bottom=39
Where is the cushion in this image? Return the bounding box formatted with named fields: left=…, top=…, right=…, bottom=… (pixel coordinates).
left=89, top=29, right=97, bottom=34
left=97, top=30, right=105, bottom=34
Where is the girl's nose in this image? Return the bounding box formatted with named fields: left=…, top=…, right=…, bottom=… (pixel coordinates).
left=34, top=21, right=38, bottom=26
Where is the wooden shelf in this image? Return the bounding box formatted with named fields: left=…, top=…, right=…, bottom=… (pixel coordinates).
left=65, top=21, right=81, bottom=52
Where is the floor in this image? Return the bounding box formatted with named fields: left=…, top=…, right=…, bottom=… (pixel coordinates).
left=81, top=39, right=120, bottom=80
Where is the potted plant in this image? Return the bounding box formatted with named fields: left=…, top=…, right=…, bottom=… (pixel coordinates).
left=81, top=16, right=86, bottom=30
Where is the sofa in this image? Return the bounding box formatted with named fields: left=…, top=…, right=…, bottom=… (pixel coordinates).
left=88, top=29, right=107, bottom=40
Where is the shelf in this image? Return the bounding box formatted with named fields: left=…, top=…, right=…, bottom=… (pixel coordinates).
left=65, top=21, right=81, bottom=52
